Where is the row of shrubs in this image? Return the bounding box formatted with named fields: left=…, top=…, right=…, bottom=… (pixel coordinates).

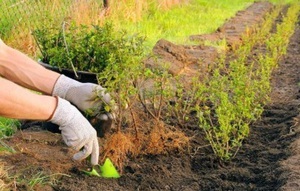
left=32, top=2, right=299, bottom=165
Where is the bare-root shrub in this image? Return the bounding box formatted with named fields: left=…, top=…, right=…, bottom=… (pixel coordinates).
left=101, top=132, right=140, bottom=172
left=100, top=106, right=190, bottom=172
left=166, top=76, right=204, bottom=128
left=138, top=65, right=176, bottom=121
left=144, top=121, right=190, bottom=155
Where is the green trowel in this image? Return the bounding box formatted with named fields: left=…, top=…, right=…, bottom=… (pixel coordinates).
left=83, top=158, right=120, bottom=178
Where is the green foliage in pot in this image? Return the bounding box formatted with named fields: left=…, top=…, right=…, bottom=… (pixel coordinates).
left=33, top=22, right=145, bottom=73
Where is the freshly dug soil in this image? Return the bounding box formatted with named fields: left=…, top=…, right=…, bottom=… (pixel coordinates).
left=0, top=2, right=299, bottom=191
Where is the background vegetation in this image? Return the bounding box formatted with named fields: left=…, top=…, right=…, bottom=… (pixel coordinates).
left=1, top=0, right=292, bottom=56
left=0, top=0, right=299, bottom=188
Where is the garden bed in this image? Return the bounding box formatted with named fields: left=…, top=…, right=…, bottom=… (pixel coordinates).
left=0, top=2, right=299, bottom=190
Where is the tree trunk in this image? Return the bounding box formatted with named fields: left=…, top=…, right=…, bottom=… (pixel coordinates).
left=103, top=0, right=110, bottom=8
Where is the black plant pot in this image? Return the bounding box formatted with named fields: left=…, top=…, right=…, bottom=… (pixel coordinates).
left=39, top=62, right=98, bottom=84
left=39, top=62, right=110, bottom=138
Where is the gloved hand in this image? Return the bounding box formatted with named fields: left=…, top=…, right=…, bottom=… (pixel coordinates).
left=52, top=75, right=114, bottom=120
left=49, top=97, right=99, bottom=165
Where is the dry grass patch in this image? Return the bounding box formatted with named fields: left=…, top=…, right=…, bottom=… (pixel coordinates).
left=0, top=163, right=11, bottom=191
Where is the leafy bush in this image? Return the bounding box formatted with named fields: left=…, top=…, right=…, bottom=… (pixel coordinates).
left=33, top=22, right=145, bottom=73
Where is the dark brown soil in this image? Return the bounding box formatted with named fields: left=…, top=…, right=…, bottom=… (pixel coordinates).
left=1, top=2, right=300, bottom=191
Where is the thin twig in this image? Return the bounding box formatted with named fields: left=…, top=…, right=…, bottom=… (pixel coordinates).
left=129, top=107, right=139, bottom=139
left=137, top=91, right=157, bottom=119
left=62, top=21, right=79, bottom=78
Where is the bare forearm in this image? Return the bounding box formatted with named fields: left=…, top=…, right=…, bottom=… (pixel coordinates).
left=0, top=42, right=60, bottom=94
left=0, top=77, right=57, bottom=120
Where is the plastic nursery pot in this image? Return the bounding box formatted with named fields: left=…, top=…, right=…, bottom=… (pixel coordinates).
left=39, top=61, right=98, bottom=83
left=39, top=62, right=111, bottom=138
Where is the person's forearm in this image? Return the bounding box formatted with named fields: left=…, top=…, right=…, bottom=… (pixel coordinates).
left=0, top=42, right=60, bottom=95
left=0, top=77, right=57, bottom=120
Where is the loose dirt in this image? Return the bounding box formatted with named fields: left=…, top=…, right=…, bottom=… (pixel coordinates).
left=0, top=2, right=299, bottom=191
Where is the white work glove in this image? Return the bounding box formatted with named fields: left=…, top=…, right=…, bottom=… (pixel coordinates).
left=49, top=97, right=99, bottom=165
left=52, top=75, right=114, bottom=120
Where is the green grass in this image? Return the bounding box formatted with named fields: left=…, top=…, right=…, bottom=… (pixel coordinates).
left=0, top=117, right=20, bottom=138
left=111, top=0, right=297, bottom=51
left=110, top=0, right=254, bottom=50
left=0, top=117, right=19, bottom=153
